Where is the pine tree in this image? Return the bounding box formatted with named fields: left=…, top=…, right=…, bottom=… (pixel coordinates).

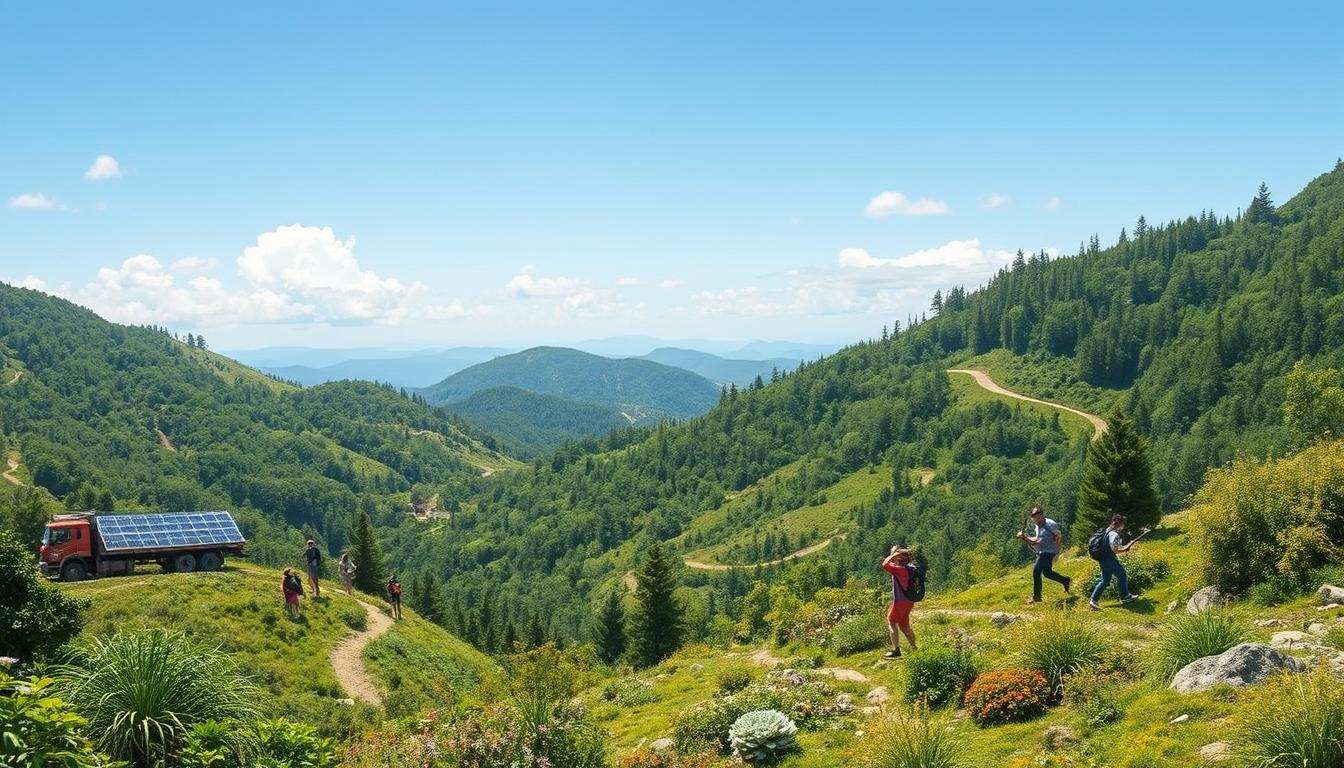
left=591, top=588, right=626, bottom=664
left=1246, top=182, right=1278, bottom=225
left=629, top=542, right=683, bottom=667
left=347, top=508, right=385, bottom=593
left=526, top=612, right=546, bottom=649
left=1074, top=406, right=1161, bottom=545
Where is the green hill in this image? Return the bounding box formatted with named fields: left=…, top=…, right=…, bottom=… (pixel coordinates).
left=418, top=346, right=721, bottom=422
left=636, top=347, right=800, bottom=388
left=62, top=563, right=498, bottom=736
left=0, top=283, right=514, bottom=560
left=446, top=385, right=632, bottom=459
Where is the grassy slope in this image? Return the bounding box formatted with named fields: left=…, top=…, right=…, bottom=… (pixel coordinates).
left=957, top=348, right=1124, bottom=417
left=587, top=510, right=1344, bottom=767
left=63, top=562, right=497, bottom=732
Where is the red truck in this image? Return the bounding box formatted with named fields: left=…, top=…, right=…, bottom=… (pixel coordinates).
left=37, top=510, right=247, bottom=581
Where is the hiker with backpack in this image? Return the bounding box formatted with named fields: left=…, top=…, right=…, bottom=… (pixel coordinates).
left=1088, top=514, right=1140, bottom=610
left=281, top=568, right=303, bottom=618
left=1016, top=505, right=1072, bottom=604
left=880, top=545, right=923, bottom=659
left=386, top=574, right=403, bottom=620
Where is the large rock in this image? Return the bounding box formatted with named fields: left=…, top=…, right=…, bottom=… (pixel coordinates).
left=989, top=612, right=1016, bottom=628
left=1186, top=586, right=1224, bottom=614
left=1317, top=584, right=1344, bottom=606
left=1170, top=643, right=1303, bottom=694
left=649, top=738, right=674, bottom=752
left=1199, top=742, right=1231, bottom=762
left=1270, top=630, right=1314, bottom=650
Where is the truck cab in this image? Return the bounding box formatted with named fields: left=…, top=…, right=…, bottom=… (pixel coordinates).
left=37, top=516, right=94, bottom=580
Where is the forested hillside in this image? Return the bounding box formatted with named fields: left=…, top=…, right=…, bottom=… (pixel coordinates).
left=0, top=284, right=512, bottom=561
left=636, top=347, right=798, bottom=388
left=419, top=346, right=721, bottom=421
left=382, top=161, right=1344, bottom=653
left=446, top=385, right=632, bottom=458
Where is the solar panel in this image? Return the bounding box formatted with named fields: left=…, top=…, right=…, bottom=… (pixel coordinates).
left=95, top=511, right=245, bottom=552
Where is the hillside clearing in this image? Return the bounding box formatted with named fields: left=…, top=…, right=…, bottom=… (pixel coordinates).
left=948, top=367, right=1106, bottom=440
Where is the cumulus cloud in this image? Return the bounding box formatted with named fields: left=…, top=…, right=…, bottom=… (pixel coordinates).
left=1043, top=196, right=1065, bottom=210
left=863, top=191, right=950, bottom=218
left=8, top=193, right=65, bottom=210
left=657, top=278, right=686, bottom=289
left=979, top=193, right=1011, bottom=209
left=171, top=256, right=217, bottom=274
left=16, top=276, right=47, bottom=291
left=504, top=265, right=586, bottom=299
left=84, top=155, right=121, bottom=181
left=838, top=239, right=1015, bottom=271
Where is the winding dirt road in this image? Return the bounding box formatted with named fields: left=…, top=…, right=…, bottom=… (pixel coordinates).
left=329, top=599, right=394, bottom=705
left=947, top=369, right=1107, bottom=441
left=3, top=452, right=25, bottom=486
left=683, top=535, right=841, bottom=571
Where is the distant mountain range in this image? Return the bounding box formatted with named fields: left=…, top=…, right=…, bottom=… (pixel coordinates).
left=250, top=347, right=510, bottom=388
left=634, top=347, right=798, bottom=387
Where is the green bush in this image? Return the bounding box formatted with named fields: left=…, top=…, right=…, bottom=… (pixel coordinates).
left=0, top=528, right=87, bottom=664
left=56, top=629, right=261, bottom=768
left=852, top=703, right=974, bottom=768
left=728, top=709, right=798, bottom=764
left=828, top=614, right=889, bottom=656
left=0, top=671, right=115, bottom=768
left=672, top=670, right=854, bottom=754
left=1326, top=626, right=1344, bottom=652
left=336, top=603, right=367, bottom=631
left=601, top=677, right=661, bottom=706
left=716, top=667, right=755, bottom=694
left=1075, top=551, right=1170, bottom=597
left=902, top=644, right=980, bottom=708
left=1234, top=670, right=1344, bottom=768
left=1015, top=612, right=1105, bottom=697
left=1248, top=577, right=1302, bottom=606
left=1150, top=610, right=1249, bottom=680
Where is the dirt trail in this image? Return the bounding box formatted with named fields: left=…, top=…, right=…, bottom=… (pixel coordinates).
left=947, top=369, right=1107, bottom=441
left=329, top=599, right=395, bottom=705
left=3, top=452, right=25, bottom=486
left=7, top=370, right=21, bottom=385
left=156, top=429, right=177, bottom=452
left=749, top=648, right=869, bottom=683
left=683, top=536, right=841, bottom=571
left=475, top=464, right=496, bottom=477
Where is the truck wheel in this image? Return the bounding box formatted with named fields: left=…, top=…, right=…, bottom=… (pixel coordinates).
left=198, top=551, right=223, bottom=571
left=172, top=553, right=198, bottom=573
left=61, top=560, right=88, bottom=582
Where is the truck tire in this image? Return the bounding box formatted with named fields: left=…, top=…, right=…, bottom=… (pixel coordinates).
left=198, top=551, right=223, bottom=571
left=172, top=553, right=198, bottom=573
left=61, top=560, right=88, bottom=582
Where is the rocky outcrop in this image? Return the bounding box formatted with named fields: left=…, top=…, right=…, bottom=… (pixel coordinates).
left=1317, top=584, right=1344, bottom=606
left=1186, top=586, right=1224, bottom=614
left=1169, top=643, right=1302, bottom=694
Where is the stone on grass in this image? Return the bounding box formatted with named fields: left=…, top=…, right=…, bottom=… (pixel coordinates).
left=1317, top=584, right=1344, bottom=606
left=1165, top=600, right=1180, bottom=615
left=866, top=686, right=890, bottom=705
left=1186, top=586, right=1224, bottom=614
left=1308, top=622, right=1328, bottom=636
left=649, top=738, right=674, bottom=752
left=1042, top=725, right=1078, bottom=750
left=989, top=611, right=1016, bottom=628
left=1270, top=630, right=1315, bottom=650
left=1169, top=643, right=1303, bottom=694
left=688, top=663, right=704, bottom=674
left=1168, top=714, right=1189, bottom=725
left=1199, top=741, right=1231, bottom=761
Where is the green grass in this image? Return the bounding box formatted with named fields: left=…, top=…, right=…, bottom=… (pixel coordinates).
left=947, top=367, right=1095, bottom=442
left=955, top=349, right=1122, bottom=417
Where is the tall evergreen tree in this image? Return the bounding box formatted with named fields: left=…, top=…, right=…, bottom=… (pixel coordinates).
left=1074, top=406, right=1161, bottom=545
left=1246, top=182, right=1278, bottom=225
left=591, top=588, right=626, bottom=664
left=347, top=508, right=385, bottom=593
left=629, top=542, right=682, bottom=667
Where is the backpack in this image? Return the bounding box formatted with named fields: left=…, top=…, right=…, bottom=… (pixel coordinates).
left=388, top=581, right=401, bottom=596
left=1086, top=529, right=1110, bottom=561
left=904, top=563, right=926, bottom=602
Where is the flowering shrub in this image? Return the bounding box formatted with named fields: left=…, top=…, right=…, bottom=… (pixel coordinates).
left=618, top=748, right=717, bottom=768
left=716, top=667, right=755, bottom=694
left=963, top=669, right=1049, bottom=725
left=729, top=710, right=798, bottom=764
left=783, top=598, right=870, bottom=646
left=672, top=670, right=853, bottom=753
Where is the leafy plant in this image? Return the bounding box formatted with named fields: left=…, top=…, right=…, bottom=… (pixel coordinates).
left=828, top=614, right=890, bottom=656
left=0, top=671, right=121, bottom=768
left=617, top=748, right=717, bottom=768
left=728, top=710, right=798, bottom=764
left=1234, top=669, right=1344, bottom=768
left=0, top=528, right=87, bottom=664
left=601, top=677, right=661, bottom=706
left=963, top=669, right=1050, bottom=725
left=852, top=702, right=974, bottom=768
left=672, top=670, right=854, bottom=754
left=253, top=718, right=341, bottom=768
left=1150, top=610, right=1249, bottom=680
left=56, top=629, right=260, bottom=768
left=335, top=603, right=367, bottom=631
left=715, top=667, right=755, bottom=694
left=1015, top=611, right=1105, bottom=697
left=902, top=644, right=981, bottom=708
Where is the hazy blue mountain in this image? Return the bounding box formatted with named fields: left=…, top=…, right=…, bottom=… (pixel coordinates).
left=446, top=386, right=631, bottom=458
left=257, top=347, right=511, bottom=388
left=726, top=340, right=841, bottom=360
left=634, top=347, right=798, bottom=387
left=418, top=346, right=720, bottom=421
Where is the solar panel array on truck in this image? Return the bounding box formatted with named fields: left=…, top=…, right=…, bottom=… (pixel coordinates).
left=96, top=511, right=244, bottom=552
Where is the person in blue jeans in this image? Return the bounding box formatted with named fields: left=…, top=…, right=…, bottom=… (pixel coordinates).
left=1090, top=514, right=1139, bottom=610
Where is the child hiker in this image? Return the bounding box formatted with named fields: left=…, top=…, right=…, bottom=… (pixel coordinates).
left=881, top=545, right=917, bottom=659
left=282, top=568, right=303, bottom=618
left=1017, top=505, right=1071, bottom=604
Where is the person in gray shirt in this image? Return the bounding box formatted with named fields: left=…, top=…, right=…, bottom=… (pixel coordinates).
left=1017, top=505, right=1071, bottom=603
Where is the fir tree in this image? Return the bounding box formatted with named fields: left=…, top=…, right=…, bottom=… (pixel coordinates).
left=629, top=542, right=682, bottom=667
left=1246, top=182, right=1278, bottom=225
left=347, top=507, right=385, bottom=593
left=1074, top=406, right=1161, bottom=545
left=525, top=612, right=546, bottom=649
left=592, top=588, right=626, bottom=664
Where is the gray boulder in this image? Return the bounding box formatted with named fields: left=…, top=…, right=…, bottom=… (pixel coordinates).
left=1186, top=586, right=1224, bottom=614
left=989, top=611, right=1016, bottom=628
left=1170, top=643, right=1303, bottom=694
left=1317, top=584, right=1344, bottom=606
left=649, top=738, right=675, bottom=752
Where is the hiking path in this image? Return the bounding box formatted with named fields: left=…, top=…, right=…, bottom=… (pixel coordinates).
left=329, top=598, right=394, bottom=705
left=947, top=368, right=1107, bottom=441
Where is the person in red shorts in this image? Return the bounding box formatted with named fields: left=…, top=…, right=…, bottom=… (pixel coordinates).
left=881, top=545, right=917, bottom=659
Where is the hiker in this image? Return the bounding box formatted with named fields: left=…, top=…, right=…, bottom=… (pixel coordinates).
left=1089, top=514, right=1140, bottom=610
left=1017, top=505, right=1071, bottom=603
left=304, top=539, right=322, bottom=598
left=387, top=574, right=402, bottom=620
left=338, top=552, right=356, bottom=596
left=282, top=568, right=303, bottom=618
left=880, top=545, right=917, bottom=659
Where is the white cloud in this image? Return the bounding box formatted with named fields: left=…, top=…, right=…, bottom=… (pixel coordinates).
left=979, top=193, right=1011, bottom=209
left=863, top=191, right=950, bottom=218
left=1043, top=196, right=1065, bottom=210
left=171, top=256, right=217, bottom=274
left=657, top=278, right=686, bottom=289
left=8, top=193, right=65, bottom=210
left=504, top=265, right=585, bottom=299
left=17, top=276, right=47, bottom=291
left=615, top=276, right=641, bottom=286
left=84, top=155, right=121, bottom=181
left=838, top=239, right=1015, bottom=271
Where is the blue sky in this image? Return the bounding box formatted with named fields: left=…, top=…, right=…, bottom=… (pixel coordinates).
left=3, top=2, right=1342, bottom=349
